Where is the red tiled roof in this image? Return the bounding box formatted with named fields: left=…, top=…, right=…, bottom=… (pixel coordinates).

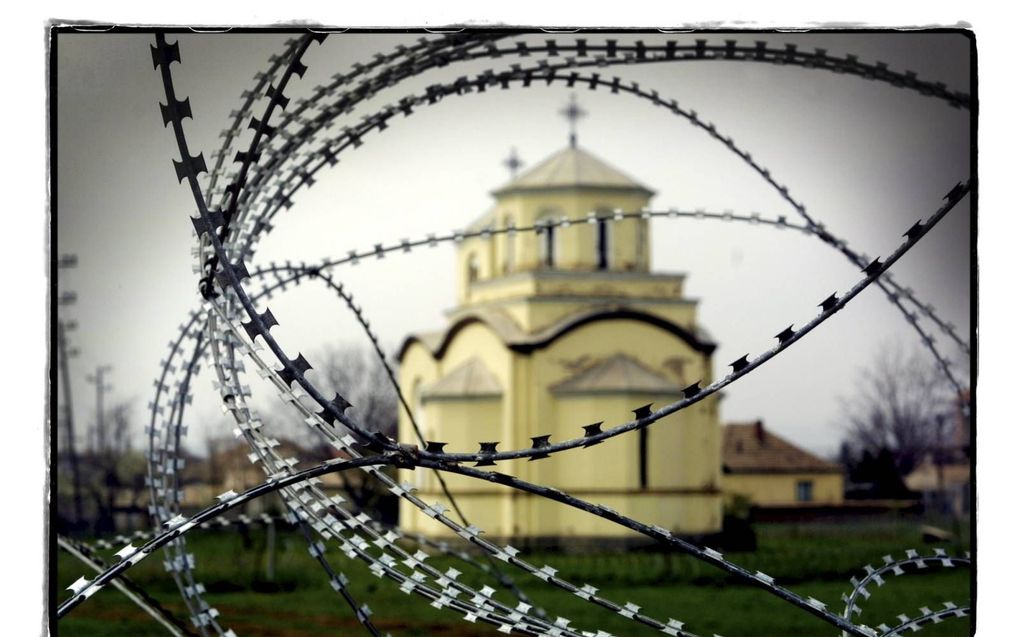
left=722, top=422, right=842, bottom=474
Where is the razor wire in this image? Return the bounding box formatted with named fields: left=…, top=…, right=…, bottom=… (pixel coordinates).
left=149, top=33, right=540, bottom=635
left=876, top=603, right=970, bottom=637
left=199, top=282, right=691, bottom=637
left=58, top=535, right=197, bottom=636
left=840, top=549, right=972, bottom=637
left=169, top=30, right=969, bottom=367
left=146, top=260, right=548, bottom=635
left=163, top=33, right=966, bottom=635
left=80, top=510, right=535, bottom=601
left=143, top=238, right=971, bottom=635
left=71, top=126, right=972, bottom=637
left=193, top=33, right=969, bottom=394
left=147, top=245, right=797, bottom=637
left=201, top=292, right=580, bottom=636
left=151, top=244, right=610, bottom=636
left=181, top=52, right=971, bottom=458
left=58, top=31, right=973, bottom=637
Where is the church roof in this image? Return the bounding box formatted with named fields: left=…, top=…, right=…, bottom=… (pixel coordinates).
left=492, top=146, right=655, bottom=197
left=422, top=357, right=502, bottom=400
left=551, top=353, right=680, bottom=395
left=722, top=422, right=843, bottom=474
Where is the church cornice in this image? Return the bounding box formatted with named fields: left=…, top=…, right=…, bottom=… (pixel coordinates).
left=469, top=268, right=688, bottom=286
left=492, top=183, right=655, bottom=199
left=447, top=296, right=700, bottom=328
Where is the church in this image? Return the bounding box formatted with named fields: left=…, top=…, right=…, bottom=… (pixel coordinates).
left=397, top=103, right=724, bottom=541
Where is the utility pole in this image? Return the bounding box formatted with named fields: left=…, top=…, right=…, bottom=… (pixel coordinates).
left=57, top=253, right=83, bottom=528
left=86, top=365, right=113, bottom=455
left=85, top=364, right=114, bottom=534
left=56, top=321, right=83, bottom=527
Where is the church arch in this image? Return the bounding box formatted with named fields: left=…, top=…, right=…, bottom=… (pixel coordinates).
left=517, top=309, right=716, bottom=355
left=400, top=307, right=716, bottom=362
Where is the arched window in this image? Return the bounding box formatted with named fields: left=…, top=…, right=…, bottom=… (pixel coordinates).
left=636, top=218, right=647, bottom=267
left=466, top=253, right=480, bottom=285
left=537, top=212, right=558, bottom=268
left=595, top=210, right=612, bottom=270
left=503, top=214, right=515, bottom=274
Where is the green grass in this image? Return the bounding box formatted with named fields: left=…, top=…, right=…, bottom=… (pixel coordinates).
left=54, top=519, right=973, bottom=637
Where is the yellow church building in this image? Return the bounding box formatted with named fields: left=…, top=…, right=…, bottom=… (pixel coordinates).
left=397, top=126, right=724, bottom=541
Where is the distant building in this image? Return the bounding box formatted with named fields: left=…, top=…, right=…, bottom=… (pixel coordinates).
left=397, top=132, right=723, bottom=541
left=904, top=388, right=972, bottom=517
left=904, top=458, right=970, bottom=517
left=721, top=421, right=844, bottom=506
left=180, top=439, right=370, bottom=513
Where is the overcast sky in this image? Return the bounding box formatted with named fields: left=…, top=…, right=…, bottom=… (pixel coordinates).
left=54, top=30, right=972, bottom=457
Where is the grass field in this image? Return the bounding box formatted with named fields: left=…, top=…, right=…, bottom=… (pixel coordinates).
left=53, top=517, right=973, bottom=637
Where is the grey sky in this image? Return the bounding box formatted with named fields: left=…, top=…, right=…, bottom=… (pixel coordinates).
left=54, top=31, right=972, bottom=457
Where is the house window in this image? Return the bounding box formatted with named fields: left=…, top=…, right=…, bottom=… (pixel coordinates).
left=467, top=253, right=479, bottom=284
left=795, top=480, right=814, bottom=502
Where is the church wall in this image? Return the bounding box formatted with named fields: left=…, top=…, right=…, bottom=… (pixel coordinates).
left=396, top=342, right=437, bottom=536
left=400, top=397, right=516, bottom=537
left=398, top=322, right=519, bottom=537
left=524, top=392, right=721, bottom=534
left=526, top=318, right=718, bottom=480
left=520, top=491, right=722, bottom=538
left=521, top=319, right=723, bottom=535
left=439, top=322, right=513, bottom=387
left=418, top=398, right=505, bottom=494
left=396, top=342, right=440, bottom=445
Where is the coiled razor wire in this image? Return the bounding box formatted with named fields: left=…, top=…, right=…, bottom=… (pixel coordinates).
left=58, top=31, right=973, bottom=637
left=163, top=33, right=966, bottom=635
left=211, top=33, right=970, bottom=364
left=57, top=535, right=197, bottom=636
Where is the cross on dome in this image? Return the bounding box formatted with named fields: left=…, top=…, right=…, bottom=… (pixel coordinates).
left=502, top=147, right=523, bottom=179
left=559, top=94, right=587, bottom=148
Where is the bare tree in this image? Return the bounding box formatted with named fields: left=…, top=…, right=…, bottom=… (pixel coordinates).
left=78, top=399, right=147, bottom=533
left=265, top=343, right=400, bottom=450
left=315, top=343, right=400, bottom=437
left=839, top=344, right=955, bottom=478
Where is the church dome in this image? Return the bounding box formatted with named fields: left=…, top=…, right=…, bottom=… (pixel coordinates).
left=491, top=145, right=655, bottom=198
